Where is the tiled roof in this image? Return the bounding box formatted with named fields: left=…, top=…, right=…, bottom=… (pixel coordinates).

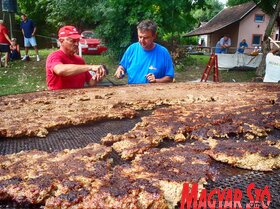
left=185, top=2, right=256, bottom=36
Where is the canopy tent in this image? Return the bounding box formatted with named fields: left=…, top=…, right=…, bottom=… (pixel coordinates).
left=217, top=53, right=262, bottom=69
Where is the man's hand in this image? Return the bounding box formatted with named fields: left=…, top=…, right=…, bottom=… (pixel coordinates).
left=114, top=66, right=125, bottom=79
left=88, top=65, right=106, bottom=86
left=90, top=65, right=106, bottom=82
left=92, top=74, right=102, bottom=82
left=146, top=73, right=156, bottom=83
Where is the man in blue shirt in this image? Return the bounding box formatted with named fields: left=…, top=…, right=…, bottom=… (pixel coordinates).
left=114, top=20, right=174, bottom=84
left=20, top=14, right=40, bottom=61
left=215, top=35, right=231, bottom=54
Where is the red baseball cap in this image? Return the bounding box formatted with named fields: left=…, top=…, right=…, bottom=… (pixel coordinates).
left=58, top=26, right=81, bottom=39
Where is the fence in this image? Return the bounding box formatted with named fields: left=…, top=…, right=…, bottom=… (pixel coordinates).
left=12, top=30, right=56, bottom=49
left=180, top=45, right=261, bottom=55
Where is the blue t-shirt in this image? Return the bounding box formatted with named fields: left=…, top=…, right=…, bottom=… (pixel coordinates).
left=215, top=37, right=231, bottom=54
left=120, top=42, right=174, bottom=84
left=20, top=19, right=36, bottom=38
left=237, top=41, right=248, bottom=54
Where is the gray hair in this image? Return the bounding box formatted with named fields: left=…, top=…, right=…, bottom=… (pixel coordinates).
left=137, top=20, right=157, bottom=35
left=0, top=20, right=4, bottom=24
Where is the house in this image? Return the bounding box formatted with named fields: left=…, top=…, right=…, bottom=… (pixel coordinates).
left=185, top=2, right=279, bottom=53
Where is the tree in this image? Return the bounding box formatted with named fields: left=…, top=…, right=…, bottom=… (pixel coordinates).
left=45, top=0, right=100, bottom=31
left=254, top=0, right=280, bottom=76
left=17, top=0, right=215, bottom=57
left=95, top=0, right=207, bottom=57
left=192, top=0, right=224, bottom=26
left=227, top=0, right=250, bottom=6
left=17, top=0, right=103, bottom=35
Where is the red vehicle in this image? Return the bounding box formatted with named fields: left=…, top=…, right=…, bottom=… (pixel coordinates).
left=79, top=31, right=107, bottom=55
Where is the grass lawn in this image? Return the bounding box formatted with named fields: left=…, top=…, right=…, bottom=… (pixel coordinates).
left=0, top=49, right=258, bottom=96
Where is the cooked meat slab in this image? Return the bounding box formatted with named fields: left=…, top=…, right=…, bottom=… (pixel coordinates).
left=0, top=143, right=169, bottom=208
left=0, top=141, right=215, bottom=209
left=102, top=101, right=279, bottom=160
left=204, top=138, right=280, bottom=171
left=0, top=83, right=279, bottom=208
left=45, top=166, right=168, bottom=209
left=0, top=143, right=111, bottom=204
left=1, top=83, right=279, bottom=138
left=123, top=142, right=215, bottom=208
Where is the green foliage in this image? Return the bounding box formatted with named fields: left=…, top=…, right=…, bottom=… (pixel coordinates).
left=45, top=0, right=100, bottom=30
left=253, top=0, right=280, bottom=16
left=192, top=0, right=224, bottom=27
left=227, top=0, right=280, bottom=17
left=162, top=33, right=198, bottom=45
left=15, top=0, right=225, bottom=57
left=95, top=0, right=207, bottom=57
left=182, top=36, right=199, bottom=45
left=17, top=0, right=102, bottom=35
left=227, top=0, right=251, bottom=7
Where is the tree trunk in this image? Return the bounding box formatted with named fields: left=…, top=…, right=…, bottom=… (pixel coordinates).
left=256, top=0, right=280, bottom=76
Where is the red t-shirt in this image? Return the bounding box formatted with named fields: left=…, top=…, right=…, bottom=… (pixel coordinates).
left=46, top=50, right=92, bottom=90
left=0, top=24, right=9, bottom=44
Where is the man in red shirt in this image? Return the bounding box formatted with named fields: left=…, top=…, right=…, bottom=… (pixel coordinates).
left=46, top=25, right=106, bottom=90
left=0, top=19, right=12, bottom=67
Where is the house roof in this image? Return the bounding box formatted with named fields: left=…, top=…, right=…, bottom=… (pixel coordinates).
left=185, top=2, right=257, bottom=37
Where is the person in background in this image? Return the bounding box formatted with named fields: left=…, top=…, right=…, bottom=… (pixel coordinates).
left=237, top=39, right=248, bottom=54
left=46, top=25, right=106, bottom=90
left=0, top=19, right=12, bottom=67
left=50, top=33, right=58, bottom=48
left=114, top=19, right=174, bottom=84
left=10, top=38, right=21, bottom=61
left=215, top=35, right=231, bottom=54
left=20, top=14, right=40, bottom=61
left=263, top=49, right=280, bottom=83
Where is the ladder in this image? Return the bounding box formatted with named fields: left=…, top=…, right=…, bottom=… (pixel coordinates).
left=201, top=54, right=219, bottom=82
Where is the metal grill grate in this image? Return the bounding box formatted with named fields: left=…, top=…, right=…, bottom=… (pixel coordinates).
left=0, top=113, right=279, bottom=208
left=0, top=117, right=141, bottom=155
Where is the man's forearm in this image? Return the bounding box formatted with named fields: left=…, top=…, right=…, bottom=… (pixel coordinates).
left=155, top=76, right=173, bottom=83
left=32, top=27, right=37, bottom=36
left=4, top=33, right=11, bottom=43
left=53, top=64, right=92, bottom=76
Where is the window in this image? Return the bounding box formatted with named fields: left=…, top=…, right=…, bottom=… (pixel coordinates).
left=252, top=34, right=262, bottom=46
left=255, top=14, right=265, bottom=23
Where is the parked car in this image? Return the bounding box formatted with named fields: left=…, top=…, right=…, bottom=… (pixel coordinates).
left=79, top=31, right=107, bottom=55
